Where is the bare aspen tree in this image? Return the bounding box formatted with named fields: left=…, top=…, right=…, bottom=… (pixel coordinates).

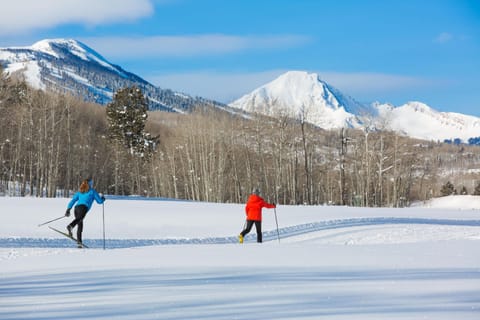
left=2, top=64, right=480, bottom=204
left=339, top=128, right=349, bottom=205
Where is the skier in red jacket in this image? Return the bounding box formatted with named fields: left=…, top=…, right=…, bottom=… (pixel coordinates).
left=239, top=188, right=276, bottom=243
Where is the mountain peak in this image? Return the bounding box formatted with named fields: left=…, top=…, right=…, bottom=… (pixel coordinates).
left=31, top=39, right=82, bottom=57
left=231, top=71, right=480, bottom=142
left=0, top=39, right=226, bottom=112
left=374, top=101, right=480, bottom=142
left=276, top=70, right=322, bottom=82
left=230, top=70, right=365, bottom=129
left=403, top=101, right=435, bottom=114
left=30, top=38, right=114, bottom=71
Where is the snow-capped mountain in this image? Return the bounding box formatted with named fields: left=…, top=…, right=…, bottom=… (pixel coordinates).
left=0, top=39, right=226, bottom=112
left=1, top=40, right=478, bottom=143
left=374, top=101, right=480, bottom=142
left=230, top=71, right=369, bottom=130
left=230, top=71, right=480, bottom=142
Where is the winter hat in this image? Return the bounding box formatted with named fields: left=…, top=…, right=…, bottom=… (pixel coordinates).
left=84, top=175, right=93, bottom=188
left=252, top=188, right=260, bottom=195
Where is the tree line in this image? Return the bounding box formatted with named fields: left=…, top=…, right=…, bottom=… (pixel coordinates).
left=1, top=70, right=479, bottom=205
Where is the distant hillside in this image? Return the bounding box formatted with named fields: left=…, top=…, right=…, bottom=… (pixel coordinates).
left=230, top=71, right=480, bottom=143
left=2, top=41, right=479, bottom=144
left=374, top=101, right=480, bottom=143
left=0, top=39, right=230, bottom=113
left=229, top=71, right=368, bottom=130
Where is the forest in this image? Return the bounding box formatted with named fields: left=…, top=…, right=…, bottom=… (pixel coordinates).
left=1, top=68, right=479, bottom=206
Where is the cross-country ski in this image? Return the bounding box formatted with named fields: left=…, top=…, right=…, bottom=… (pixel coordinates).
left=2, top=195, right=480, bottom=320
left=48, top=226, right=89, bottom=248
left=1, top=2, right=479, bottom=319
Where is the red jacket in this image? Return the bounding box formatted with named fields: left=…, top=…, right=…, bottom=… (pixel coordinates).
left=245, top=194, right=276, bottom=221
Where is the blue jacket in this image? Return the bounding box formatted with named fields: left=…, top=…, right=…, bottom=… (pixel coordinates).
left=67, top=180, right=104, bottom=212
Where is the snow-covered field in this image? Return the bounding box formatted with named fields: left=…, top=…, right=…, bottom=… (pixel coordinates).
left=1, top=195, right=480, bottom=319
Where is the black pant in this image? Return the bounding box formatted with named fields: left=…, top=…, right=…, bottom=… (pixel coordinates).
left=68, top=205, right=88, bottom=243
left=240, top=220, right=262, bottom=243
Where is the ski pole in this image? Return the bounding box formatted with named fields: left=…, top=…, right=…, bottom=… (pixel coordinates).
left=274, top=207, right=280, bottom=243
left=38, top=215, right=66, bottom=227
left=102, top=202, right=106, bottom=250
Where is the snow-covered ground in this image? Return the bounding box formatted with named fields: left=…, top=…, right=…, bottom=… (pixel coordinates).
left=1, top=195, right=480, bottom=319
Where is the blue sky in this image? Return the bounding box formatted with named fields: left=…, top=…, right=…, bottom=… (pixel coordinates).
left=1, top=0, right=479, bottom=116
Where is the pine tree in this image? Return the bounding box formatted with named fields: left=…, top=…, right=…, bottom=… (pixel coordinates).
left=440, top=181, right=455, bottom=196
left=106, top=86, right=158, bottom=157
left=474, top=182, right=480, bottom=196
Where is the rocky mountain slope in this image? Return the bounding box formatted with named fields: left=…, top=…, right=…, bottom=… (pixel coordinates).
left=230, top=71, right=480, bottom=143
left=0, top=39, right=228, bottom=112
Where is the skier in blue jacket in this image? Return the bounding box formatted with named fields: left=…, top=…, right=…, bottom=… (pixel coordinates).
left=65, top=178, right=105, bottom=247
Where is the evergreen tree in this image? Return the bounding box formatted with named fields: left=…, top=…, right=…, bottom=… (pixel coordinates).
left=440, top=181, right=455, bottom=196
left=459, top=186, right=468, bottom=195
left=106, top=86, right=158, bottom=157
left=474, top=182, right=480, bottom=196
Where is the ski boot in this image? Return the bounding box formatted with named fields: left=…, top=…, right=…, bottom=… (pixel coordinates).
left=77, top=241, right=84, bottom=249
left=238, top=234, right=244, bottom=244
left=67, top=225, right=73, bottom=237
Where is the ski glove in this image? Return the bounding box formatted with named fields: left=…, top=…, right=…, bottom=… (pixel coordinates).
left=101, top=196, right=106, bottom=202
left=65, top=208, right=71, bottom=217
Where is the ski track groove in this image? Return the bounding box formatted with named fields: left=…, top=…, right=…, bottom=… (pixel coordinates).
left=1, top=217, right=480, bottom=249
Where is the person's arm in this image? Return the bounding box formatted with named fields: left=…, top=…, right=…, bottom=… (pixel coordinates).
left=93, top=189, right=105, bottom=204
left=67, top=193, right=79, bottom=209
left=261, top=198, right=276, bottom=209
left=65, top=193, right=79, bottom=216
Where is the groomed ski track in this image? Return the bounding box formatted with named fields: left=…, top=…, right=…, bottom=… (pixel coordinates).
left=2, top=217, right=480, bottom=249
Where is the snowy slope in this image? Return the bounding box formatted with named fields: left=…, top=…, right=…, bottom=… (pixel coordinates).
left=375, top=101, right=480, bottom=142
left=0, top=39, right=140, bottom=97
left=3, top=39, right=478, bottom=142
left=0, top=39, right=229, bottom=112
left=230, top=71, right=480, bottom=142
left=31, top=39, right=124, bottom=74
left=230, top=71, right=367, bottom=130
left=413, top=194, right=480, bottom=209
left=1, top=195, right=480, bottom=319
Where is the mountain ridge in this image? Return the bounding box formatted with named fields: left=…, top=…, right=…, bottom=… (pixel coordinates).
left=229, top=71, right=370, bottom=130
left=374, top=100, right=480, bottom=142
left=0, top=38, right=228, bottom=113
left=1, top=39, right=478, bottom=143
left=230, top=71, right=480, bottom=143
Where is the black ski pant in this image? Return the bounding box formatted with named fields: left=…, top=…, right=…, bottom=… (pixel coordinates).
left=68, top=205, right=88, bottom=243
left=240, top=220, right=262, bottom=243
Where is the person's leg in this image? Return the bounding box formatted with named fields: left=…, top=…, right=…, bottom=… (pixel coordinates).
left=254, top=221, right=262, bottom=243
left=77, top=219, right=83, bottom=243
left=67, top=221, right=74, bottom=236
left=73, top=205, right=87, bottom=243
left=68, top=213, right=81, bottom=230
left=241, top=220, right=254, bottom=237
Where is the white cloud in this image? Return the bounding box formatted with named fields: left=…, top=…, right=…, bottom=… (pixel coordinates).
left=434, top=32, right=454, bottom=44
left=0, top=0, right=154, bottom=35
left=81, top=34, right=312, bottom=59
